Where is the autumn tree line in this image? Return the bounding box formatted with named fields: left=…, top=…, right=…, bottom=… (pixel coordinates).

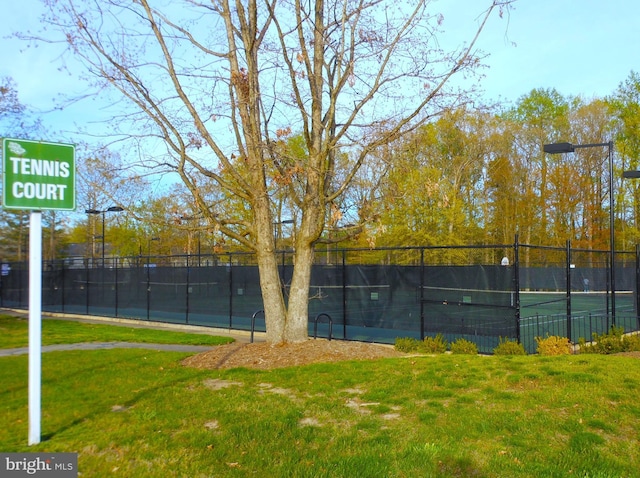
left=2, top=73, right=640, bottom=265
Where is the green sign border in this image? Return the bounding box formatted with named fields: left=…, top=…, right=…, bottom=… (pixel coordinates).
left=2, top=138, right=76, bottom=211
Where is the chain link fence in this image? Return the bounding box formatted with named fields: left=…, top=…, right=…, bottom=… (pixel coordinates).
left=1, top=240, right=638, bottom=353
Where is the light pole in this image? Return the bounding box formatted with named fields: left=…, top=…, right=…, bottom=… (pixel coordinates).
left=180, top=215, right=201, bottom=266
left=148, top=236, right=160, bottom=259
left=543, top=141, right=615, bottom=323
left=85, top=206, right=124, bottom=267
left=146, top=236, right=160, bottom=320
left=622, top=169, right=640, bottom=324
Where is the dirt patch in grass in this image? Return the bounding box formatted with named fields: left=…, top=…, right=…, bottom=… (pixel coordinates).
left=615, top=351, right=640, bottom=358
left=181, top=339, right=407, bottom=370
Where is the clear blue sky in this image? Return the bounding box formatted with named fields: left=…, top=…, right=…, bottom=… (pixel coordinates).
left=2, top=0, right=639, bottom=136
left=464, top=0, right=640, bottom=102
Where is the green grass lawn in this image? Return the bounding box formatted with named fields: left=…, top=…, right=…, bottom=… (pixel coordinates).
left=1, top=316, right=639, bottom=477
left=0, top=314, right=234, bottom=348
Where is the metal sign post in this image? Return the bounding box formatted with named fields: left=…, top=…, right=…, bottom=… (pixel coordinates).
left=28, top=211, right=42, bottom=446
left=2, top=138, right=75, bottom=446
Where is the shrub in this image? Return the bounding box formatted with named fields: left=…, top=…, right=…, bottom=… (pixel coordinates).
left=579, top=326, right=626, bottom=354
left=450, top=338, right=478, bottom=355
left=493, top=337, right=526, bottom=355
left=423, top=334, right=448, bottom=354
left=394, top=337, right=423, bottom=353
left=624, top=333, right=640, bottom=351
left=535, top=335, right=572, bottom=356
left=579, top=327, right=640, bottom=354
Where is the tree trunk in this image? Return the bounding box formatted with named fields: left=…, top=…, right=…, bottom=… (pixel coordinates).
left=255, top=224, right=315, bottom=343
left=284, top=241, right=315, bottom=342
left=256, top=246, right=287, bottom=343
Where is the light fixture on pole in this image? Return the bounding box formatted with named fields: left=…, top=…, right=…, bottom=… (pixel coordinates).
left=85, top=206, right=124, bottom=267
left=543, top=141, right=615, bottom=324
left=148, top=236, right=160, bottom=258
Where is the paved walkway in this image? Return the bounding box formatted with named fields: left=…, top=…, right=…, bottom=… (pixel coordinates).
left=0, top=308, right=264, bottom=357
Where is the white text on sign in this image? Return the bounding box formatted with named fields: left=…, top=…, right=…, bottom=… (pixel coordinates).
left=9, top=157, right=71, bottom=177
left=8, top=157, right=71, bottom=201
left=12, top=183, right=67, bottom=200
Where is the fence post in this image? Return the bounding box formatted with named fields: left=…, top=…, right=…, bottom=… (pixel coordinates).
left=228, top=253, right=233, bottom=329
left=60, top=260, right=66, bottom=313
left=20, top=266, right=24, bottom=308
left=185, top=254, right=190, bottom=325
left=280, top=250, right=286, bottom=299
left=606, top=252, right=611, bottom=330
left=85, top=260, right=90, bottom=315
left=420, top=248, right=425, bottom=340
left=566, top=239, right=572, bottom=343
left=115, top=257, right=119, bottom=317
left=342, top=249, right=347, bottom=340
left=514, top=234, right=521, bottom=343
left=636, top=244, right=640, bottom=330
left=146, top=257, right=151, bottom=321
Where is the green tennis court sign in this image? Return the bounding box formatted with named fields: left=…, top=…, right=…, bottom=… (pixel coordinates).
left=2, top=138, right=76, bottom=211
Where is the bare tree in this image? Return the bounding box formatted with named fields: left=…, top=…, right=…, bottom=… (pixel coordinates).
left=0, top=77, right=45, bottom=261
left=38, top=0, right=512, bottom=343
